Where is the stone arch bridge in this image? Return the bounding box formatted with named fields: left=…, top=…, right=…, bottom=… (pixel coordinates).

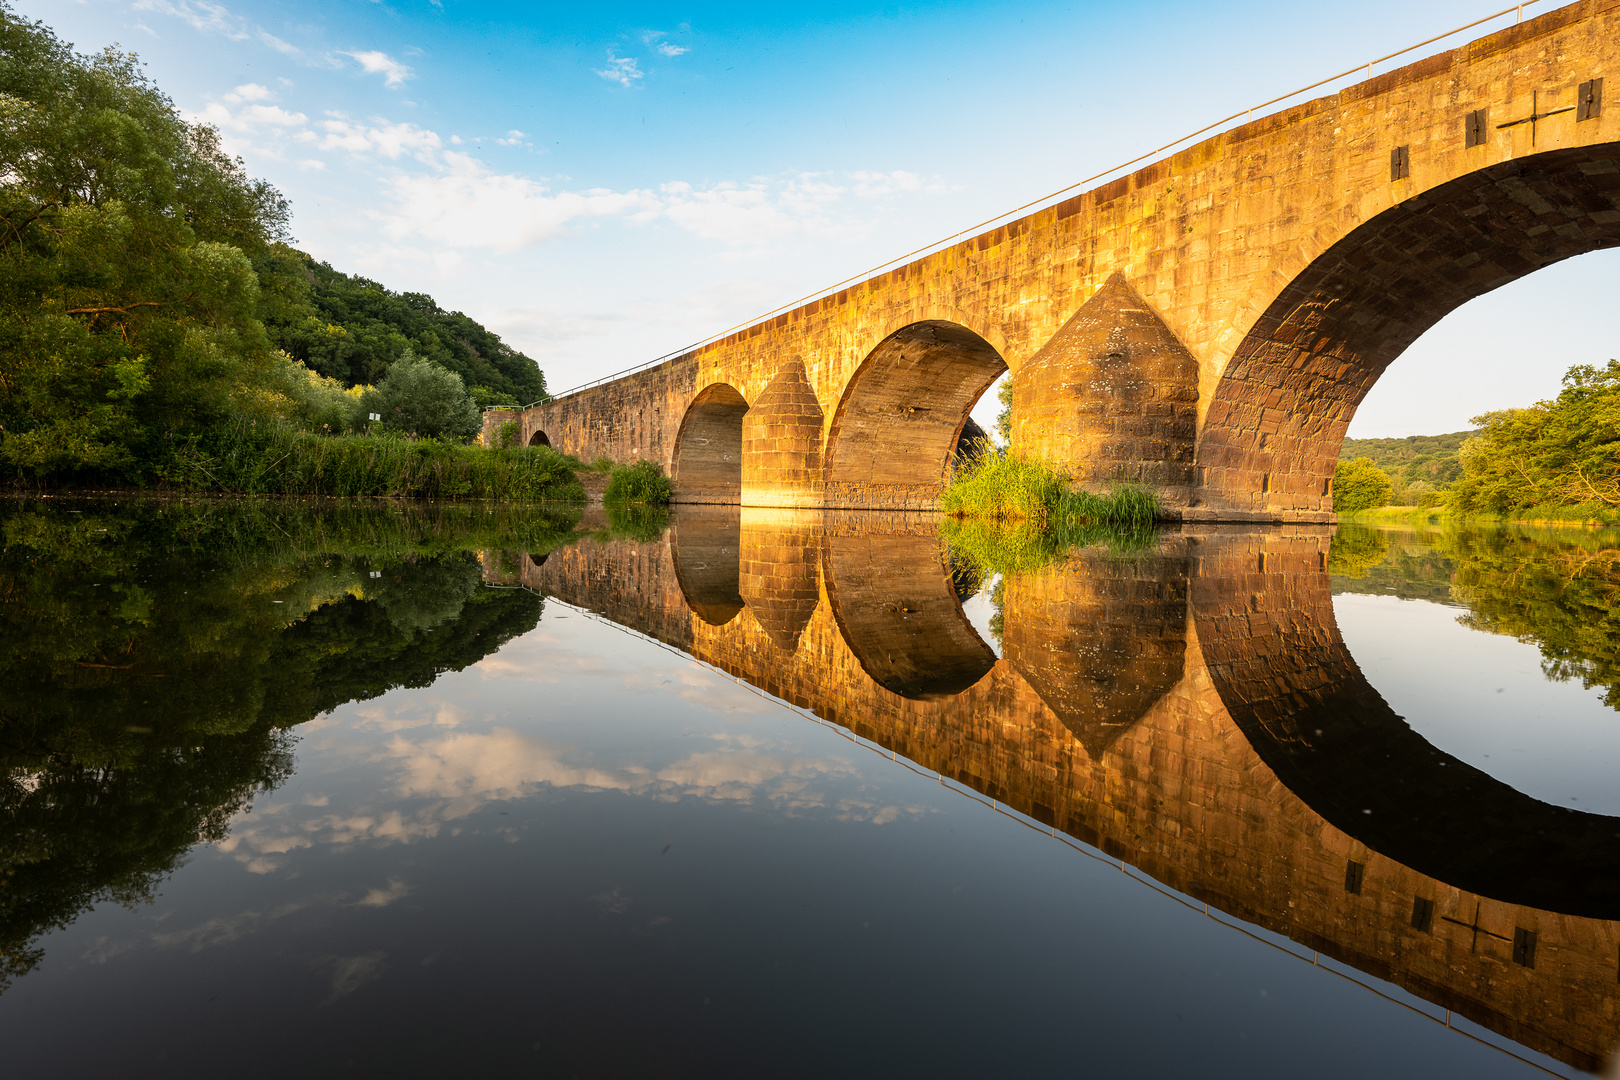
left=485, top=2, right=1620, bottom=520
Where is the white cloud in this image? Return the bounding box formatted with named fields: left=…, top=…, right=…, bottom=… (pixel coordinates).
left=319, top=118, right=441, bottom=159
left=344, top=50, right=413, bottom=88
left=380, top=153, right=659, bottom=252
left=596, top=52, right=643, bottom=87
left=297, top=159, right=328, bottom=171
left=657, top=43, right=689, bottom=57
left=848, top=169, right=951, bottom=198
left=259, top=31, right=301, bottom=56
left=223, top=82, right=273, bottom=103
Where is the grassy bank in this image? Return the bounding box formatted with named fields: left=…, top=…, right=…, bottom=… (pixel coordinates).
left=940, top=451, right=1159, bottom=527
left=1341, top=502, right=1620, bottom=527
left=157, top=422, right=586, bottom=502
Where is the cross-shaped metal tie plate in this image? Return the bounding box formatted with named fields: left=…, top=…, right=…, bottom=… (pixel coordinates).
left=1496, top=89, right=1574, bottom=146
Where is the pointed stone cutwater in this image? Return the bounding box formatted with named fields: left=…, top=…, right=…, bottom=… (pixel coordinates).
left=1002, top=544, right=1189, bottom=760
left=1010, top=272, right=1197, bottom=507
left=738, top=508, right=820, bottom=654
left=742, top=357, right=825, bottom=507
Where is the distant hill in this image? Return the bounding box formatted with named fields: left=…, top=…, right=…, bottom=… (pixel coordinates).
left=254, top=245, right=547, bottom=408
left=1339, top=430, right=1475, bottom=487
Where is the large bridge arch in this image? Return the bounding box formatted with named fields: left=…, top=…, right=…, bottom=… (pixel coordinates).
left=823, top=321, right=1007, bottom=510
left=1196, top=143, right=1620, bottom=520
left=672, top=383, right=750, bottom=504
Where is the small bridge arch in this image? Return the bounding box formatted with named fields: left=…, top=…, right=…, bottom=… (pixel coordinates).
left=823, top=320, right=1007, bottom=510
left=672, top=383, right=750, bottom=504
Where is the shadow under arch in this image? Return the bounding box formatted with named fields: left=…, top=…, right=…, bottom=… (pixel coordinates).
left=1191, top=532, right=1620, bottom=919
left=822, top=517, right=996, bottom=700
left=1196, top=143, right=1620, bottom=517
left=669, top=505, right=744, bottom=626
left=824, top=321, right=1006, bottom=510
left=672, top=383, right=749, bottom=504
left=527, top=430, right=551, bottom=448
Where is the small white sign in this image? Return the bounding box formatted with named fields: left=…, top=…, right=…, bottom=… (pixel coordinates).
left=368, top=412, right=381, bottom=422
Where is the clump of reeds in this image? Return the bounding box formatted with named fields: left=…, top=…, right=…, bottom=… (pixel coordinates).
left=603, top=459, right=673, bottom=506
left=160, top=421, right=586, bottom=502
left=941, top=443, right=1160, bottom=527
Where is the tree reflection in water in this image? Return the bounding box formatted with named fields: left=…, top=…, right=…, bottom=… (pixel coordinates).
left=0, top=499, right=577, bottom=990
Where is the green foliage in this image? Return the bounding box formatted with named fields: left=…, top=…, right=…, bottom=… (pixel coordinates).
left=1449, top=361, right=1620, bottom=519
left=255, top=244, right=546, bottom=402
left=994, top=377, right=1013, bottom=444
left=493, top=419, right=520, bottom=449
left=941, top=451, right=1067, bottom=520
left=941, top=448, right=1160, bottom=528
left=161, top=421, right=586, bottom=500
left=0, top=8, right=293, bottom=484
left=604, top=459, right=672, bottom=506
left=1332, top=457, right=1393, bottom=514
left=358, top=349, right=481, bottom=442
left=1339, top=431, right=1471, bottom=496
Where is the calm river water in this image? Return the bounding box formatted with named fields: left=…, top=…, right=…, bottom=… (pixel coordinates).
left=1, top=498, right=1617, bottom=1078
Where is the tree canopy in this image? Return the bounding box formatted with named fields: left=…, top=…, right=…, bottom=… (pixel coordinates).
left=1332, top=457, right=1392, bottom=514
left=1449, top=361, right=1620, bottom=518
left=0, top=6, right=549, bottom=488
left=0, top=7, right=289, bottom=481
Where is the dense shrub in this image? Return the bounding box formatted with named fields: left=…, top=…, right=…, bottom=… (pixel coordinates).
left=1333, top=457, right=1393, bottom=514
left=358, top=351, right=481, bottom=442
left=604, top=460, right=672, bottom=506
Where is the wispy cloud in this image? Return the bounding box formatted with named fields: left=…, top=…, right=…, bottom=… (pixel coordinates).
left=343, top=50, right=413, bottom=88
left=595, top=52, right=643, bottom=87
left=134, top=0, right=249, bottom=40
left=657, top=43, right=689, bottom=57
left=380, top=153, right=659, bottom=252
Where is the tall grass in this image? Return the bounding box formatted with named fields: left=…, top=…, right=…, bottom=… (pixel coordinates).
left=941, top=447, right=1159, bottom=527
left=603, top=459, right=672, bottom=506
left=159, top=421, right=585, bottom=501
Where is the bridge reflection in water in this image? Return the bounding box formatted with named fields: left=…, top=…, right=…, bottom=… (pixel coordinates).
left=485, top=509, right=1620, bottom=1073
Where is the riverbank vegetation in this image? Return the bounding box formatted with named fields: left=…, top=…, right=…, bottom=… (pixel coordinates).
left=1335, top=361, right=1620, bottom=524
left=0, top=9, right=561, bottom=498
left=603, top=460, right=673, bottom=507
left=941, top=446, right=1159, bottom=527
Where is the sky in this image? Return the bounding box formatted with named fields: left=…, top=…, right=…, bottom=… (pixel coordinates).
left=28, top=0, right=1620, bottom=438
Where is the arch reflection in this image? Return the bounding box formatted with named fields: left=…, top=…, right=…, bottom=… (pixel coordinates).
left=505, top=516, right=1620, bottom=1072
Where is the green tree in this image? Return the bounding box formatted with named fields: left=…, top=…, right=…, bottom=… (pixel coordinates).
left=1449, top=361, right=1620, bottom=517
left=994, top=376, right=1013, bottom=444
left=1332, top=456, right=1392, bottom=514
left=0, top=7, right=289, bottom=482
left=360, top=349, right=481, bottom=441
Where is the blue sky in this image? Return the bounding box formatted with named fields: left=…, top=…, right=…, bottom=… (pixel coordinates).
left=29, top=0, right=1620, bottom=436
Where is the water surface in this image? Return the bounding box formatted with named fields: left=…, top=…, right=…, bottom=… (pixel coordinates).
left=0, top=500, right=1615, bottom=1077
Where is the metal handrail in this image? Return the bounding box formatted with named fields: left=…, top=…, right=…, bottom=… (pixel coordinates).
left=513, top=0, right=1548, bottom=409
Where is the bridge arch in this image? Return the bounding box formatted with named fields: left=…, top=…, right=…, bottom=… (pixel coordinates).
left=1197, top=143, right=1620, bottom=519
left=672, top=383, right=750, bottom=504
left=824, top=321, right=1007, bottom=510
left=527, top=429, right=551, bottom=448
